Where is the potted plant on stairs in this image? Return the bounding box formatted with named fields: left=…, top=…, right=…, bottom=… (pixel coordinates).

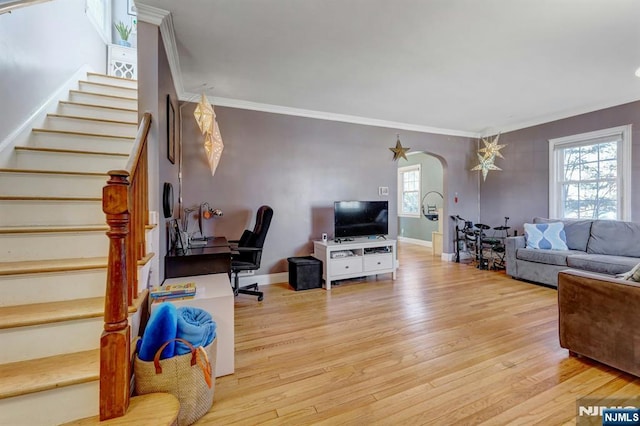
left=114, top=21, right=132, bottom=47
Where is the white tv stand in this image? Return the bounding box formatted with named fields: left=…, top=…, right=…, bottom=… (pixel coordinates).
left=313, top=238, right=397, bottom=290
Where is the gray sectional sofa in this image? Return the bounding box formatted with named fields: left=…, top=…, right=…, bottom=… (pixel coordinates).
left=505, top=217, right=640, bottom=287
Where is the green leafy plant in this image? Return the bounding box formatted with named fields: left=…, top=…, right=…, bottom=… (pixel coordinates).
left=114, top=21, right=132, bottom=41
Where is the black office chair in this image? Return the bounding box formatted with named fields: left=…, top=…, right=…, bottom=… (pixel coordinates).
left=230, top=205, right=273, bottom=301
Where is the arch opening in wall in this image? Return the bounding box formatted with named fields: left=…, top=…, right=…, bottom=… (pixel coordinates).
left=396, top=151, right=445, bottom=250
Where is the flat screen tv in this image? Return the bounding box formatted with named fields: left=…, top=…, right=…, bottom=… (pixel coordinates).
left=334, top=201, right=388, bottom=239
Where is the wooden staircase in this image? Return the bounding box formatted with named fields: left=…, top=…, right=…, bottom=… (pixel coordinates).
left=0, top=73, right=151, bottom=425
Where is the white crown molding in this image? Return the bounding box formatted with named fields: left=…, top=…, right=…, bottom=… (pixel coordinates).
left=136, top=4, right=185, bottom=98
left=177, top=93, right=479, bottom=138
left=135, top=3, right=166, bottom=26
left=498, top=95, right=640, bottom=134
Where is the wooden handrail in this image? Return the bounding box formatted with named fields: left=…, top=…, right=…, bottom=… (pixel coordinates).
left=0, top=0, right=53, bottom=15
left=100, top=112, right=151, bottom=421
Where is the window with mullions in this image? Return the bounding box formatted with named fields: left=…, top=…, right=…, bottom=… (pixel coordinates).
left=398, top=165, right=421, bottom=217
left=549, top=125, right=631, bottom=220
left=86, top=0, right=111, bottom=44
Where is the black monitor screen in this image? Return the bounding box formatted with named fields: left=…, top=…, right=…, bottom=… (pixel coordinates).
left=334, top=201, right=389, bottom=238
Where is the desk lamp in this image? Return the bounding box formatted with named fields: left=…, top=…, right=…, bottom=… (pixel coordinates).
left=192, top=202, right=223, bottom=242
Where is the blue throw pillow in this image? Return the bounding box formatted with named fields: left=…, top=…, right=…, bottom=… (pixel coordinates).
left=524, top=222, right=568, bottom=250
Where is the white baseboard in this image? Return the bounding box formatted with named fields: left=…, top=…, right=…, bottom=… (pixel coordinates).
left=441, top=252, right=456, bottom=262
left=0, top=64, right=93, bottom=166
left=238, top=272, right=289, bottom=287
left=442, top=251, right=473, bottom=262
left=397, top=236, right=432, bottom=247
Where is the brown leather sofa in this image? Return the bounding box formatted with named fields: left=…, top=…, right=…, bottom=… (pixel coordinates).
left=558, top=269, right=640, bottom=377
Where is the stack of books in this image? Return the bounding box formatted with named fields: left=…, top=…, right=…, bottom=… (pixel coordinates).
left=150, top=282, right=197, bottom=303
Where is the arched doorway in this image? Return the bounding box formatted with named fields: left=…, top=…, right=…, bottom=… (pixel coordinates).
left=396, top=152, right=444, bottom=252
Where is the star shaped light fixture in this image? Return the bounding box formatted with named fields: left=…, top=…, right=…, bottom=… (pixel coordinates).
left=193, top=93, right=214, bottom=135
left=471, top=132, right=506, bottom=181
left=389, top=134, right=410, bottom=161
left=193, top=92, right=224, bottom=175
left=471, top=153, right=502, bottom=181
left=203, top=115, right=224, bottom=176
left=478, top=133, right=506, bottom=159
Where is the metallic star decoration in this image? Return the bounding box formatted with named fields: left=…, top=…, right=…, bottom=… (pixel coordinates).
left=478, top=133, right=506, bottom=159
left=471, top=153, right=502, bottom=181
left=389, top=135, right=410, bottom=161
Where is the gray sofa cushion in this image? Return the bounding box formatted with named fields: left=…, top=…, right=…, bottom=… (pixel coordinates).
left=567, top=254, right=640, bottom=275
left=587, top=220, right=640, bottom=257
left=533, top=217, right=592, bottom=251
left=516, top=248, right=579, bottom=266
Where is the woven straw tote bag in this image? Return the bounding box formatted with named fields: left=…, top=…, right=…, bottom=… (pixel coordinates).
left=134, top=337, right=217, bottom=426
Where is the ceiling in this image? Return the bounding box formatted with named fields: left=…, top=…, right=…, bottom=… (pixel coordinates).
left=136, top=0, right=640, bottom=136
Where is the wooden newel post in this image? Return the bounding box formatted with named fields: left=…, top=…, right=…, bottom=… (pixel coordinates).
left=100, top=171, right=132, bottom=420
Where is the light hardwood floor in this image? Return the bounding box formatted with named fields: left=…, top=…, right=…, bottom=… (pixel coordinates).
left=198, top=243, right=640, bottom=425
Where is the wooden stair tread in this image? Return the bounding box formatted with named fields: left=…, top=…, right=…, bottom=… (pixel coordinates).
left=58, top=101, right=136, bottom=113
left=15, top=146, right=129, bottom=157
left=0, top=297, right=105, bottom=329
left=86, top=72, right=138, bottom=84
left=0, top=256, right=108, bottom=275
left=62, top=393, right=179, bottom=425
left=0, top=349, right=99, bottom=399
left=79, top=80, right=138, bottom=93
left=0, top=253, right=154, bottom=276
left=0, top=224, right=108, bottom=234
left=0, top=252, right=155, bottom=276
left=69, top=90, right=136, bottom=101
left=0, top=287, right=148, bottom=329
left=0, top=195, right=102, bottom=201
left=0, top=168, right=107, bottom=176
left=47, top=113, right=137, bottom=126
left=32, top=128, right=135, bottom=140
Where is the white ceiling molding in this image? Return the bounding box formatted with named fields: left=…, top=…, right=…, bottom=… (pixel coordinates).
left=497, top=95, right=640, bottom=135
left=136, top=4, right=185, bottom=98
left=179, top=91, right=479, bottom=138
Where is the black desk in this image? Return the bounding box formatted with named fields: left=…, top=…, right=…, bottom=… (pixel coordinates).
left=165, top=236, right=231, bottom=279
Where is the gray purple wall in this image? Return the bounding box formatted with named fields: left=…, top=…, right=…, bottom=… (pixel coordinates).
left=479, top=100, right=640, bottom=235
left=0, top=0, right=106, bottom=144
left=137, top=22, right=181, bottom=282
left=180, top=103, right=478, bottom=275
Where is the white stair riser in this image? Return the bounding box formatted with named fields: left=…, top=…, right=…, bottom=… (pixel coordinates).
left=0, top=381, right=98, bottom=426
left=0, top=199, right=103, bottom=227
left=57, top=102, right=137, bottom=122
left=0, top=173, right=105, bottom=197
left=0, top=231, right=108, bottom=262
left=0, top=318, right=102, bottom=363
left=69, top=91, right=137, bottom=110
left=86, top=73, right=137, bottom=89
left=0, top=269, right=106, bottom=307
left=44, top=116, right=137, bottom=137
left=79, top=81, right=137, bottom=99
left=30, top=131, right=134, bottom=154
left=13, top=150, right=127, bottom=173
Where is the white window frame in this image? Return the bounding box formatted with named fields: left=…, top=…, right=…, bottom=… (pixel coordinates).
left=398, top=164, right=421, bottom=218
left=85, top=0, right=111, bottom=44
left=549, top=125, right=632, bottom=221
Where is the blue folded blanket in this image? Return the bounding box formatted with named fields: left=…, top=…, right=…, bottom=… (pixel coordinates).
left=174, top=306, right=217, bottom=355
left=137, top=303, right=178, bottom=361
